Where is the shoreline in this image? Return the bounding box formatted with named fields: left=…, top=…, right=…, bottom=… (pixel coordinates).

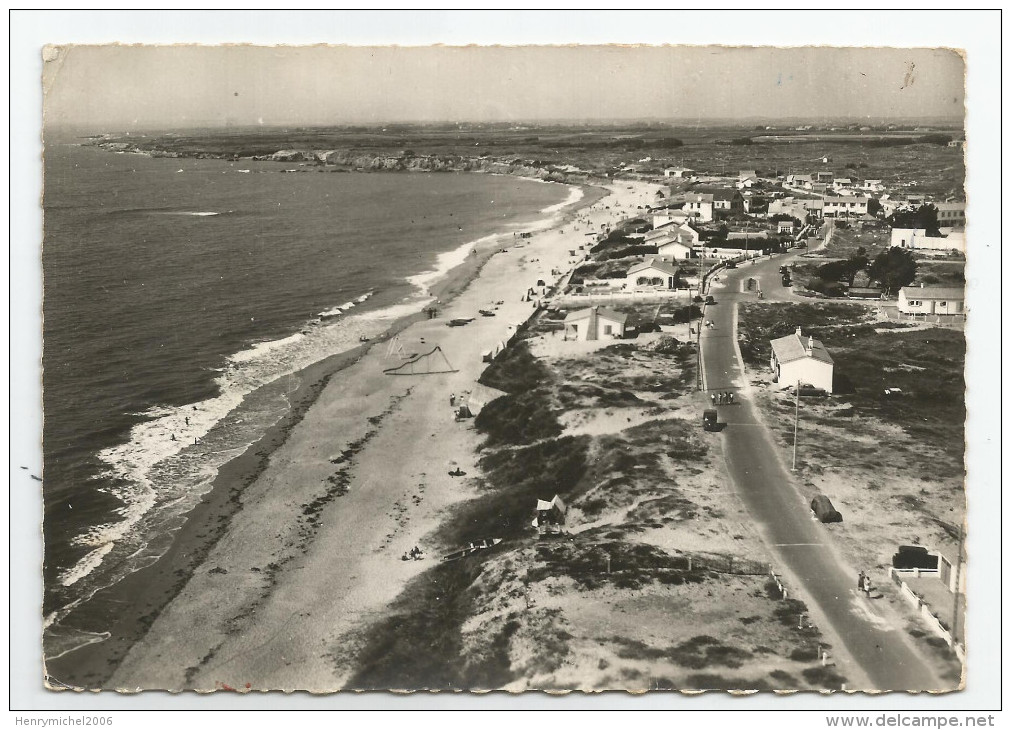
left=44, top=178, right=611, bottom=690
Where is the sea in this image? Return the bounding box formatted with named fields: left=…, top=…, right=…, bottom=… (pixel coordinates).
left=41, top=136, right=573, bottom=660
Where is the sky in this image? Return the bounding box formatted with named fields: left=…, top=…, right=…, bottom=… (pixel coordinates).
left=43, top=44, right=965, bottom=129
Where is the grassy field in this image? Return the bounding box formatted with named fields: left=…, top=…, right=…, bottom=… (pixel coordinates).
left=343, top=320, right=853, bottom=691
left=738, top=302, right=965, bottom=680
left=792, top=225, right=965, bottom=295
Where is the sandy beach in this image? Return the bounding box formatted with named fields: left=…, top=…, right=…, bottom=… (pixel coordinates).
left=90, top=179, right=662, bottom=692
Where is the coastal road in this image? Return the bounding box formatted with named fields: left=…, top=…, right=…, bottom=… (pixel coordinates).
left=699, top=253, right=949, bottom=691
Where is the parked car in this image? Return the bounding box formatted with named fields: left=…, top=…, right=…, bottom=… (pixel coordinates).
left=705, top=295, right=716, bottom=305
left=702, top=409, right=718, bottom=432
left=811, top=495, right=843, bottom=523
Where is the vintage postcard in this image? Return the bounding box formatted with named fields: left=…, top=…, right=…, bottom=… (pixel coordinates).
left=40, top=43, right=967, bottom=694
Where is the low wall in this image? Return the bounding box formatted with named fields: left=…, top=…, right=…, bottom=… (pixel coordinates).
left=553, top=289, right=693, bottom=307
left=889, top=567, right=965, bottom=663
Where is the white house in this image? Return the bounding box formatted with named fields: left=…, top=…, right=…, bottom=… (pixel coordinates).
left=832, top=178, right=853, bottom=191
left=656, top=239, right=694, bottom=259
left=934, top=202, right=966, bottom=227
left=823, top=196, right=869, bottom=218
left=650, top=208, right=693, bottom=230
left=777, top=219, right=796, bottom=234
left=563, top=306, right=628, bottom=341
left=710, top=189, right=746, bottom=214
left=897, top=285, right=965, bottom=316
left=890, top=228, right=966, bottom=253
left=664, top=167, right=694, bottom=178
left=862, top=179, right=885, bottom=192
left=737, top=170, right=759, bottom=189
left=644, top=221, right=678, bottom=242
left=788, top=174, right=814, bottom=188
left=770, top=327, right=834, bottom=394
left=682, top=193, right=715, bottom=222
left=626, top=259, right=682, bottom=290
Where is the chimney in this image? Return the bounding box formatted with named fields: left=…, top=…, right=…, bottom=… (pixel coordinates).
left=795, top=326, right=803, bottom=338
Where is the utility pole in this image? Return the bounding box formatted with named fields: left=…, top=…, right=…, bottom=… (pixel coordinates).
left=792, top=380, right=800, bottom=470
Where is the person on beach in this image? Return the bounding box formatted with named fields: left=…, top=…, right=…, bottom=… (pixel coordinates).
left=710, top=393, right=717, bottom=406
left=449, top=393, right=455, bottom=406
left=858, top=571, right=866, bottom=591
left=185, top=416, right=189, bottom=426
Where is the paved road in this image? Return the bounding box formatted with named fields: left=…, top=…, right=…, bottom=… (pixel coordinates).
left=699, top=254, right=950, bottom=691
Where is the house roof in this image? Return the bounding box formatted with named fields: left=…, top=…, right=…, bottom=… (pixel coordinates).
left=564, top=306, right=629, bottom=324
left=710, top=189, right=742, bottom=201
left=899, top=286, right=965, bottom=301
left=657, top=239, right=691, bottom=251
left=824, top=196, right=869, bottom=204
left=651, top=209, right=690, bottom=220
left=934, top=201, right=965, bottom=211
left=770, top=331, right=834, bottom=366
left=627, top=260, right=681, bottom=277
left=683, top=193, right=714, bottom=203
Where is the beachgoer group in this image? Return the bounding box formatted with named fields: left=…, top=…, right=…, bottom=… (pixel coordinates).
left=710, top=391, right=735, bottom=405
left=402, top=545, right=424, bottom=561
left=858, top=571, right=872, bottom=597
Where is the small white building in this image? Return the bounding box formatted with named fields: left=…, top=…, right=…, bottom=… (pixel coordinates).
left=626, top=259, right=682, bottom=289
left=664, top=167, right=694, bottom=178
left=563, top=306, right=628, bottom=341
left=649, top=209, right=693, bottom=230
left=897, top=285, right=965, bottom=316
left=770, top=327, right=834, bottom=394
left=656, top=239, right=693, bottom=259
left=777, top=219, right=796, bottom=234
left=891, top=228, right=966, bottom=253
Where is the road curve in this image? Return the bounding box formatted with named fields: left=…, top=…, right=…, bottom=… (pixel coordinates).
left=699, top=252, right=951, bottom=692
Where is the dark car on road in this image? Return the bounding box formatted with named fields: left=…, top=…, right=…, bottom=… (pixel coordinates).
left=703, top=409, right=718, bottom=431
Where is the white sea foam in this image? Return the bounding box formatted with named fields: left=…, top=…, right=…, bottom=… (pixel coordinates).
left=406, top=232, right=500, bottom=293
left=56, top=294, right=431, bottom=591
left=540, top=185, right=584, bottom=214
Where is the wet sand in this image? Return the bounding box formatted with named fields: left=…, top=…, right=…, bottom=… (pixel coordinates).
left=50, top=178, right=662, bottom=692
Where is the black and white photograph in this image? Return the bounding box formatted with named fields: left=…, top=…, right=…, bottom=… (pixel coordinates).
left=11, top=9, right=1001, bottom=715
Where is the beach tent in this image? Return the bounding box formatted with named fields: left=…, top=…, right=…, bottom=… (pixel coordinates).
left=533, top=494, right=568, bottom=529
left=467, top=383, right=508, bottom=415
